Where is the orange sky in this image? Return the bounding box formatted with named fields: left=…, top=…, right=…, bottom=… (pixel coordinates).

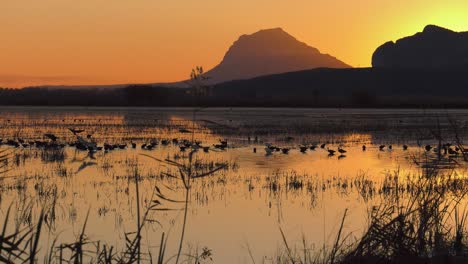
left=1, top=0, right=468, bottom=88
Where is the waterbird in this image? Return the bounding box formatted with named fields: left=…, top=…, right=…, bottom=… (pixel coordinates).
left=338, top=154, right=346, bottom=160
left=388, top=145, right=392, bottom=150
left=253, top=147, right=256, bottom=153
left=425, top=145, right=432, bottom=152
left=118, top=144, right=127, bottom=150
left=131, top=142, right=136, bottom=149
left=44, top=133, right=58, bottom=142
left=310, top=145, right=317, bottom=150
left=179, top=128, right=191, bottom=133
left=68, top=128, right=85, bottom=135
left=179, top=145, right=187, bottom=151
left=203, top=146, right=210, bottom=153
left=448, top=147, right=458, bottom=155
left=362, top=145, right=366, bottom=151
left=327, top=149, right=336, bottom=156
left=338, top=148, right=347, bottom=154
left=320, top=143, right=326, bottom=149
left=281, top=148, right=290, bottom=154
left=403, top=145, right=408, bottom=151
left=299, top=146, right=308, bottom=153
left=379, top=145, right=385, bottom=151
left=265, top=144, right=274, bottom=155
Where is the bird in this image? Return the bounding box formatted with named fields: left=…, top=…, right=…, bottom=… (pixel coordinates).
left=310, top=145, right=317, bottom=150
left=203, top=146, right=210, bottom=152
left=379, top=145, right=385, bottom=151
left=388, top=145, right=392, bottom=150
left=179, top=145, right=187, bottom=151
left=44, top=133, right=58, bottom=142
left=448, top=147, right=458, bottom=155
left=425, top=145, right=432, bottom=152
left=327, top=149, right=336, bottom=156
left=68, top=128, right=85, bottom=135
left=403, top=145, right=408, bottom=151
left=320, top=143, right=326, bottom=149
left=281, top=148, right=290, bottom=154
left=179, top=129, right=191, bottom=133
left=131, top=142, right=136, bottom=149
left=338, top=148, right=347, bottom=154
left=265, top=144, right=274, bottom=155
left=362, top=145, right=366, bottom=151
left=253, top=147, right=256, bottom=153
left=299, top=146, right=308, bottom=153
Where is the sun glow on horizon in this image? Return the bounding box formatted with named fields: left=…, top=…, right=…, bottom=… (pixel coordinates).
left=1, top=0, right=468, bottom=88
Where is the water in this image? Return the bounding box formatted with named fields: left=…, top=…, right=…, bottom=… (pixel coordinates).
left=0, top=107, right=467, bottom=263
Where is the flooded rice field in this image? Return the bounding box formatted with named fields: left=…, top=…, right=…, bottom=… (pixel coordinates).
left=0, top=107, right=468, bottom=263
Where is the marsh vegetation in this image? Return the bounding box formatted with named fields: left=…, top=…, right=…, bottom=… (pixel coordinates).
left=0, top=107, right=467, bottom=263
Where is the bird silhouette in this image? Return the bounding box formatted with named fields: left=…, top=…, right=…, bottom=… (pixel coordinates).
left=68, top=128, right=85, bottom=135
left=44, top=133, right=58, bottom=142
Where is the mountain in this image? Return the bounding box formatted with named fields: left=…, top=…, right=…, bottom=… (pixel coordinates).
left=372, top=25, right=468, bottom=69
left=203, top=28, right=351, bottom=84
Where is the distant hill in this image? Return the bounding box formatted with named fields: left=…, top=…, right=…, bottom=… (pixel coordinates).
left=3, top=67, right=468, bottom=107
left=203, top=28, right=351, bottom=84
left=372, top=25, right=468, bottom=69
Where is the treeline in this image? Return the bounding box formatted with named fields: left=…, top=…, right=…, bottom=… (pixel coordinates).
left=2, top=67, right=468, bottom=107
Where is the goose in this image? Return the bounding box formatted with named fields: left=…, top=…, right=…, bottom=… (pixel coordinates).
left=327, top=149, right=336, bottom=156
left=425, top=145, right=432, bottom=152
left=448, top=147, right=458, bottom=155
left=320, top=143, right=326, bottom=149
left=44, top=133, right=58, bottom=142
left=68, top=128, right=85, bottom=135
left=265, top=144, right=274, bottom=155
left=379, top=145, right=385, bottom=151
left=338, top=147, right=347, bottom=154
left=299, top=146, right=308, bottom=153
left=403, top=145, right=408, bottom=151
left=310, top=145, right=318, bottom=150
left=281, top=148, right=290, bottom=154
left=362, top=145, right=366, bottom=151
left=388, top=145, right=393, bottom=150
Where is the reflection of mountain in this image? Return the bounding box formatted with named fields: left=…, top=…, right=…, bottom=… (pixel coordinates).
left=204, top=28, right=350, bottom=84
left=373, top=25, right=468, bottom=69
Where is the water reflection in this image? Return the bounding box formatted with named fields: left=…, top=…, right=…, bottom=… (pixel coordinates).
left=0, top=107, right=467, bottom=263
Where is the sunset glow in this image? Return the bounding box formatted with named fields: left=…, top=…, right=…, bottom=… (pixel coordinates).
left=1, top=0, right=468, bottom=87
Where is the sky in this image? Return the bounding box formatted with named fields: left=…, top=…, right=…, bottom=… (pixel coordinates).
left=1, top=0, right=468, bottom=88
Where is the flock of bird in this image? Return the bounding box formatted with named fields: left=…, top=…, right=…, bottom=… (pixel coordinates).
left=260, top=142, right=467, bottom=157
left=0, top=128, right=229, bottom=158
left=1, top=127, right=466, bottom=160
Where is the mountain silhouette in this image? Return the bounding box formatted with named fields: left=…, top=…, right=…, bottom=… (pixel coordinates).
left=204, top=28, right=350, bottom=83
left=372, top=25, right=468, bottom=69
